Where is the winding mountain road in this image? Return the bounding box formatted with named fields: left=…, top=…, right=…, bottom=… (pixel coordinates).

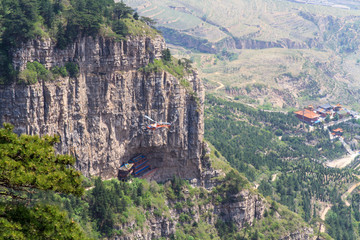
left=342, top=182, right=360, bottom=207
left=320, top=204, right=332, bottom=221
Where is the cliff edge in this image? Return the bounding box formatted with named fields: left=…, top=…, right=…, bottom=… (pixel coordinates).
left=0, top=35, right=204, bottom=181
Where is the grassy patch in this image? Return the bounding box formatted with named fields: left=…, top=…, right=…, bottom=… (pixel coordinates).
left=123, top=18, right=159, bottom=38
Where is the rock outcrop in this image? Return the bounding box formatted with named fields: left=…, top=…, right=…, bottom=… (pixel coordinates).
left=279, top=228, right=315, bottom=240
left=0, top=34, right=204, bottom=181
left=112, top=188, right=265, bottom=240
left=158, top=26, right=320, bottom=54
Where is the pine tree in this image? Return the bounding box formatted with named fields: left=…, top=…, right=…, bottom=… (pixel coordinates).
left=162, top=48, right=171, bottom=61
left=0, top=123, right=87, bottom=239
left=0, top=123, right=84, bottom=199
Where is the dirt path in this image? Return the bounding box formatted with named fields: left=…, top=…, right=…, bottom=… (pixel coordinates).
left=342, top=182, right=360, bottom=206
left=271, top=173, right=278, bottom=182
left=320, top=204, right=332, bottom=221
left=318, top=202, right=332, bottom=233
left=325, top=153, right=358, bottom=168
left=85, top=186, right=94, bottom=191
left=214, top=81, right=224, bottom=91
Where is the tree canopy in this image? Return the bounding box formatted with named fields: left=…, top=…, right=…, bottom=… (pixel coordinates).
left=0, top=123, right=87, bottom=238
left=0, top=124, right=85, bottom=239
left=0, top=123, right=84, bottom=199
left=0, top=0, right=153, bottom=84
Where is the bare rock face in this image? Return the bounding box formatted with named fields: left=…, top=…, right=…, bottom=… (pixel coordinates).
left=111, top=188, right=265, bottom=240
left=279, top=228, right=315, bottom=240
left=0, top=35, right=204, bottom=181
left=214, top=190, right=264, bottom=229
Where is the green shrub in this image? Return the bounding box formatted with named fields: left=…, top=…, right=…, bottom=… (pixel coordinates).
left=65, top=62, right=79, bottom=78
left=174, top=202, right=184, bottom=210
left=112, top=20, right=129, bottom=37
left=179, top=213, right=191, bottom=222
left=18, top=69, right=38, bottom=84
left=153, top=209, right=162, bottom=217
left=275, top=129, right=283, bottom=136
left=215, top=170, right=249, bottom=203
left=51, top=66, right=68, bottom=77
left=18, top=61, right=53, bottom=84
left=180, top=79, right=190, bottom=88
left=27, top=61, right=52, bottom=81
left=135, top=212, right=146, bottom=228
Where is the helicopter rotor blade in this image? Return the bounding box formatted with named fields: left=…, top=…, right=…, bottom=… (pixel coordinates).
left=144, top=115, right=156, bottom=122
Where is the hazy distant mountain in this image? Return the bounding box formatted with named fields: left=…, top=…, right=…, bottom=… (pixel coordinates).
left=124, top=0, right=360, bottom=110
left=288, top=0, right=360, bottom=10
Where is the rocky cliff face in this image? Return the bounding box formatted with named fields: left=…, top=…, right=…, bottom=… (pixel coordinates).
left=112, top=188, right=265, bottom=240
left=158, top=27, right=320, bottom=54
left=0, top=35, right=204, bottom=181
left=279, top=228, right=315, bottom=240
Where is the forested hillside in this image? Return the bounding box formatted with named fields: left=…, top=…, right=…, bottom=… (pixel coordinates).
left=0, top=123, right=87, bottom=239
left=0, top=122, right=315, bottom=239
left=205, top=95, right=360, bottom=239
left=0, top=0, right=156, bottom=84
left=3, top=0, right=360, bottom=239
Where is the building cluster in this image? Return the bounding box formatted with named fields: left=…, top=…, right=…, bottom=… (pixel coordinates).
left=294, top=103, right=358, bottom=125
left=331, top=128, right=343, bottom=137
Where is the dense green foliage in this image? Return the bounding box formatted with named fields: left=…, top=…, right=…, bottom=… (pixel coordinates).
left=271, top=164, right=354, bottom=222
left=18, top=61, right=52, bottom=84
left=65, top=62, right=79, bottom=78
left=327, top=202, right=355, bottom=240
left=17, top=61, right=79, bottom=84
left=205, top=95, right=346, bottom=181
left=51, top=65, right=68, bottom=77
left=204, top=95, right=360, bottom=238
left=140, top=54, right=191, bottom=80
left=7, top=164, right=255, bottom=239
left=0, top=123, right=87, bottom=238
left=0, top=0, right=155, bottom=84
left=162, top=48, right=172, bottom=62
left=88, top=177, right=171, bottom=237
left=0, top=123, right=84, bottom=198
left=0, top=203, right=88, bottom=239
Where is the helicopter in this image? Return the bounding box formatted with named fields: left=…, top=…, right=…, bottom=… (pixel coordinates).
left=144, top=115, right=171, bottom=130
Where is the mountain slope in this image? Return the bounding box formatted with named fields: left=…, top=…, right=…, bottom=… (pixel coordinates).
left=124, top=0, right=360, bottom=110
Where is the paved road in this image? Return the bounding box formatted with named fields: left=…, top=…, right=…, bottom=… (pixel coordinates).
left=323, top=117, right=353, bottom=129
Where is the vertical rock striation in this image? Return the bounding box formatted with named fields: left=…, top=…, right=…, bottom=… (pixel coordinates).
left=0, top=35, right=204, bottom=181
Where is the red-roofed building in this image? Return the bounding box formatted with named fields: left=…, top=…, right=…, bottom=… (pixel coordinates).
left=332, top=128, right=344, bottom=136
left=294, top=109, right=320, bottom=124
left=334, top=104, right=342, bottom=111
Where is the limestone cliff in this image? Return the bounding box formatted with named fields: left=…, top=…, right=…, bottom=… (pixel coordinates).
left=0, top=33, right=315, bottom=240
left=0, top=35, right=204, bottom=181
left=112, top=188, right=265, bottom=240
left=158, top=27, right=319, bottom=54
